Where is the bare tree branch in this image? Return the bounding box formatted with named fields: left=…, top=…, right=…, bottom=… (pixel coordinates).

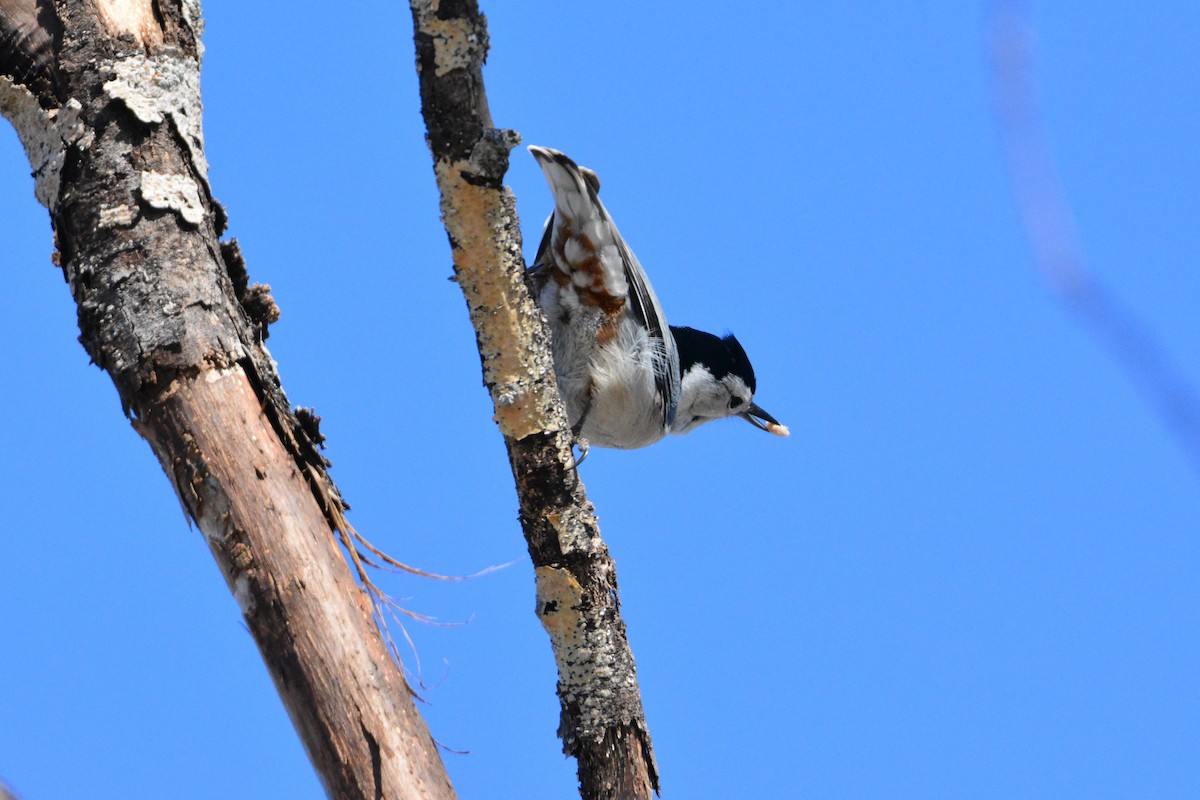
left=991, top=2, right=1200, bottom=470
left=408, top=1, right=659, bottom=797
left=0, top=1, right=455, bottom=796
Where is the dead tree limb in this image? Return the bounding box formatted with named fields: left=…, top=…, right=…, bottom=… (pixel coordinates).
left=0, top=1, right=455, bottom=797
left=408, top=2, right=659, bottom=797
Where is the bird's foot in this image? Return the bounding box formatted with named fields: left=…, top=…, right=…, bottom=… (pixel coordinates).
left=566, top=435, right=590, bottom=471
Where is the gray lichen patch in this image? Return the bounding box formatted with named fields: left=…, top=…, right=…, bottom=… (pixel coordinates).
left=545, top=508, right=604, bottom=557
left=140, top=171, right=206, bottom=226
left=536, top=566, right=640, bottom=744
left=104, top=52, right=209, bottom=181
left=98, top=203, right=138, bottom=228
left=0, top=79, right=91, bottom=210
left=181, top=0, right=206, bottom=59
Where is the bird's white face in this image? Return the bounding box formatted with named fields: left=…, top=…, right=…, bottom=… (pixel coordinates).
left=672, top=366, right=755, bottom=435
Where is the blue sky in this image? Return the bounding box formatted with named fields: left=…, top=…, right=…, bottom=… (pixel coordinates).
left=3, top=2, right=1200, bottom=798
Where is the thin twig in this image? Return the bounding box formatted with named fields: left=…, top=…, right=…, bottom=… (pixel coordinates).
left=990, top=1, right=1200, bottom=470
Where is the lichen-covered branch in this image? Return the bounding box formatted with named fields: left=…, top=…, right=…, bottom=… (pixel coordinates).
left=0, top=1, right=454, bottom=797
left=409, top=1, right=658, bottom=797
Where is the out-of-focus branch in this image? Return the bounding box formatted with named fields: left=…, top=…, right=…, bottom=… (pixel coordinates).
left=0, top=1, right=456, bottom=797
left=0, top=0, right=56, bottom=101
left=408, top=2, right=659, bottom=797
left=991, top=2, right=1200, bottom=469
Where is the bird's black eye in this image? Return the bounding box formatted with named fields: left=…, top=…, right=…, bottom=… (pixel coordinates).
left=729, top=396, right=744, bottom=410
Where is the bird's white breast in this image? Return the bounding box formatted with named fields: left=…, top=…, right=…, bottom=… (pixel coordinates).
left=539, top=282, right=668, bottom=449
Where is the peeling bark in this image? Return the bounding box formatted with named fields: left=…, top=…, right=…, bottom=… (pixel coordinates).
left=409, top=2, right=659, bottom=798
left=0, top=1, right=455, bottom=797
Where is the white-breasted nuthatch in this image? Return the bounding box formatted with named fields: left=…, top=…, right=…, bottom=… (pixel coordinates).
left=527, top=145, right=788, bottom=451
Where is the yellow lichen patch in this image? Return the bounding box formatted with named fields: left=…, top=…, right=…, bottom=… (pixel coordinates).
left=535, top=566, right=583, bottom=642
left=422, top=12, right=483, bottom=77
left=434, top=158, right=561, bottom=440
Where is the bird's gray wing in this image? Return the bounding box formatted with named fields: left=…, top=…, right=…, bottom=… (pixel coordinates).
left=526, top=211, right=555, bottom=296
left=615, top=236, right=680, bottom=429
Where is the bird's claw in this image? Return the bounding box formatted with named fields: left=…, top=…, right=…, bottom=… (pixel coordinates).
left=566, top=436, right=590, bottom=471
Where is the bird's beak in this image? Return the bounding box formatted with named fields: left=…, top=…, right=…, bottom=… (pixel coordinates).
left=741, top=403, right=790, bottom=438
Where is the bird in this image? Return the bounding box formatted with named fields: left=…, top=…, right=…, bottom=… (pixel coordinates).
left=526, top=145, right=788, bottom=453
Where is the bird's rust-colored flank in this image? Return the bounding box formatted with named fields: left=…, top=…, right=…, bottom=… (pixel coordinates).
left=552, top=220, right=626, bottom=337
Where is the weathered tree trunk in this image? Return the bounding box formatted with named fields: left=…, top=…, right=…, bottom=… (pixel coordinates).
left=408, top=2, right=660, bottom=797
left=0, top=1, right=455, bottom=797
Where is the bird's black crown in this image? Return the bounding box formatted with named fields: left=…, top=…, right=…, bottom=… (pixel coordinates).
left=671, top=326, right=756, bottom=393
